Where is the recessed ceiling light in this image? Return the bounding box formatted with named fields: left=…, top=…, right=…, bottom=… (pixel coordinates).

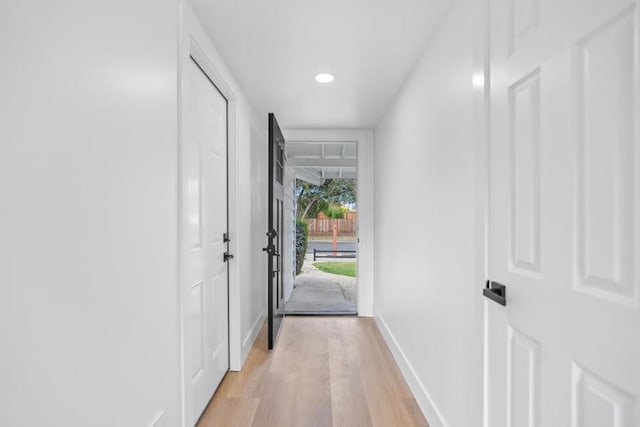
left=315, top=73, right=335, bottom=83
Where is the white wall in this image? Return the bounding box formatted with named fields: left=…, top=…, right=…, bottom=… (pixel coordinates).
left=283, top=167, right=296, bottom=303
left=181, top=2, right=268, bottom=369
left=0, top=1, right=180, bottom=426
left=246, top=123, right=268, bottom=360
left=0, top=1, right=269, bottom=425
left=373, top=0, right=484, bottom=425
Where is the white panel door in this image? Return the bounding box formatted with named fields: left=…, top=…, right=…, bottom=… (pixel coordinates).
left=181, top=58, right=229, bottom=426
left=486, top=0, right=639, bottom=426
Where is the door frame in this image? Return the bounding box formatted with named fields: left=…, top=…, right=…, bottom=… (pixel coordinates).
left=281, top=129, right=375, bottom=316
left=178, top=6, right=242, bottom=424
left=471, top=0, right=498, bottom=424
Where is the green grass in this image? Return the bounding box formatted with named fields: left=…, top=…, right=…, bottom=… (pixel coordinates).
left=313, top=262, right=356, bottom=277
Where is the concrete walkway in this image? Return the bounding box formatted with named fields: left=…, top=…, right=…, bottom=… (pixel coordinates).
left=284, top=255, right=357, bottom=315
left=306, top=240, right=357, bottom=254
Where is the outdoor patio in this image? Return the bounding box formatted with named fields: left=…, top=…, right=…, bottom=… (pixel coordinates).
left=284, top=254, right=357, bottom=315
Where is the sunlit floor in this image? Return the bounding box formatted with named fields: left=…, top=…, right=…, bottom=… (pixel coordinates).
left=197, top=317, right=429, bottom=427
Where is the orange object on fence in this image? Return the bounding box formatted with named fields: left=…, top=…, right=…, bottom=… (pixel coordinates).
left=332, top=224, right=338, bottom=256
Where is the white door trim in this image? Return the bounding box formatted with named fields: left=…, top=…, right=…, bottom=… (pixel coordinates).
left=282, top=129, right=375, bottom=316
left=471, top=0, right=492, bottom=424
left=178, top=6, right=242, bottom=424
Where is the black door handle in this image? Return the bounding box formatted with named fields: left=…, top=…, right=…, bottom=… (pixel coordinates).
left=483, top=281, right=506, bottom=306
left=224, top=252, right=234, bottom=262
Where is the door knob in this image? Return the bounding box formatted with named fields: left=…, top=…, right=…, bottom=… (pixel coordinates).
left=224, top=252, right=234, bottom=262
left=483, top=281, right=506, bottom=306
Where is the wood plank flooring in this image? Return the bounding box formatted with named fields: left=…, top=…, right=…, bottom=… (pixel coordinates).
left=198, top=316, right=429, bottom=427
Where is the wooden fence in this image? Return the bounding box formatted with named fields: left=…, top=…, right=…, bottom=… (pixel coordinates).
left=306, top=218, right=356, bottom=235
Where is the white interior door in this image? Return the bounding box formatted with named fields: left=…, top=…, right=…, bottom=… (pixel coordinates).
left=181, top=58, right=229, bottom=426
left=486, top=0, right=639, bottom=426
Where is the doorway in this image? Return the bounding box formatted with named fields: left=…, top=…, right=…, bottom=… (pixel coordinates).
left=280, top=129, right=375, bottom=316
left=282, top=140, right=358, bottom=315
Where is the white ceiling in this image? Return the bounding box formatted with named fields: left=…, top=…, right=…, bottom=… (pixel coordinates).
left=190, top=0, right=452, bottom=129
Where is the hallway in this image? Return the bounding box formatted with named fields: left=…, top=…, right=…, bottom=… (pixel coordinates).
left=2, top=0, right=638, bottom=424
left=198, top=317, right=428, bottom=427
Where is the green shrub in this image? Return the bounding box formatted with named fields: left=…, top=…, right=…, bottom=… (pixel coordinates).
left=323, top=205, right=344, bottom=219
left=295, top=218, right=308, bottom=275
left=306, top=199, right=328, bottom=219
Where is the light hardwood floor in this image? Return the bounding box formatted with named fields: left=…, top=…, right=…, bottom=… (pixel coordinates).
left=198, top=316, right=429, bottom=427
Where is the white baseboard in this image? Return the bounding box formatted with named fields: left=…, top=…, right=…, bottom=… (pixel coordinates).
left=374, top=310, right=449, bottom=427
left=240, top=314, right=265, bottom=367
